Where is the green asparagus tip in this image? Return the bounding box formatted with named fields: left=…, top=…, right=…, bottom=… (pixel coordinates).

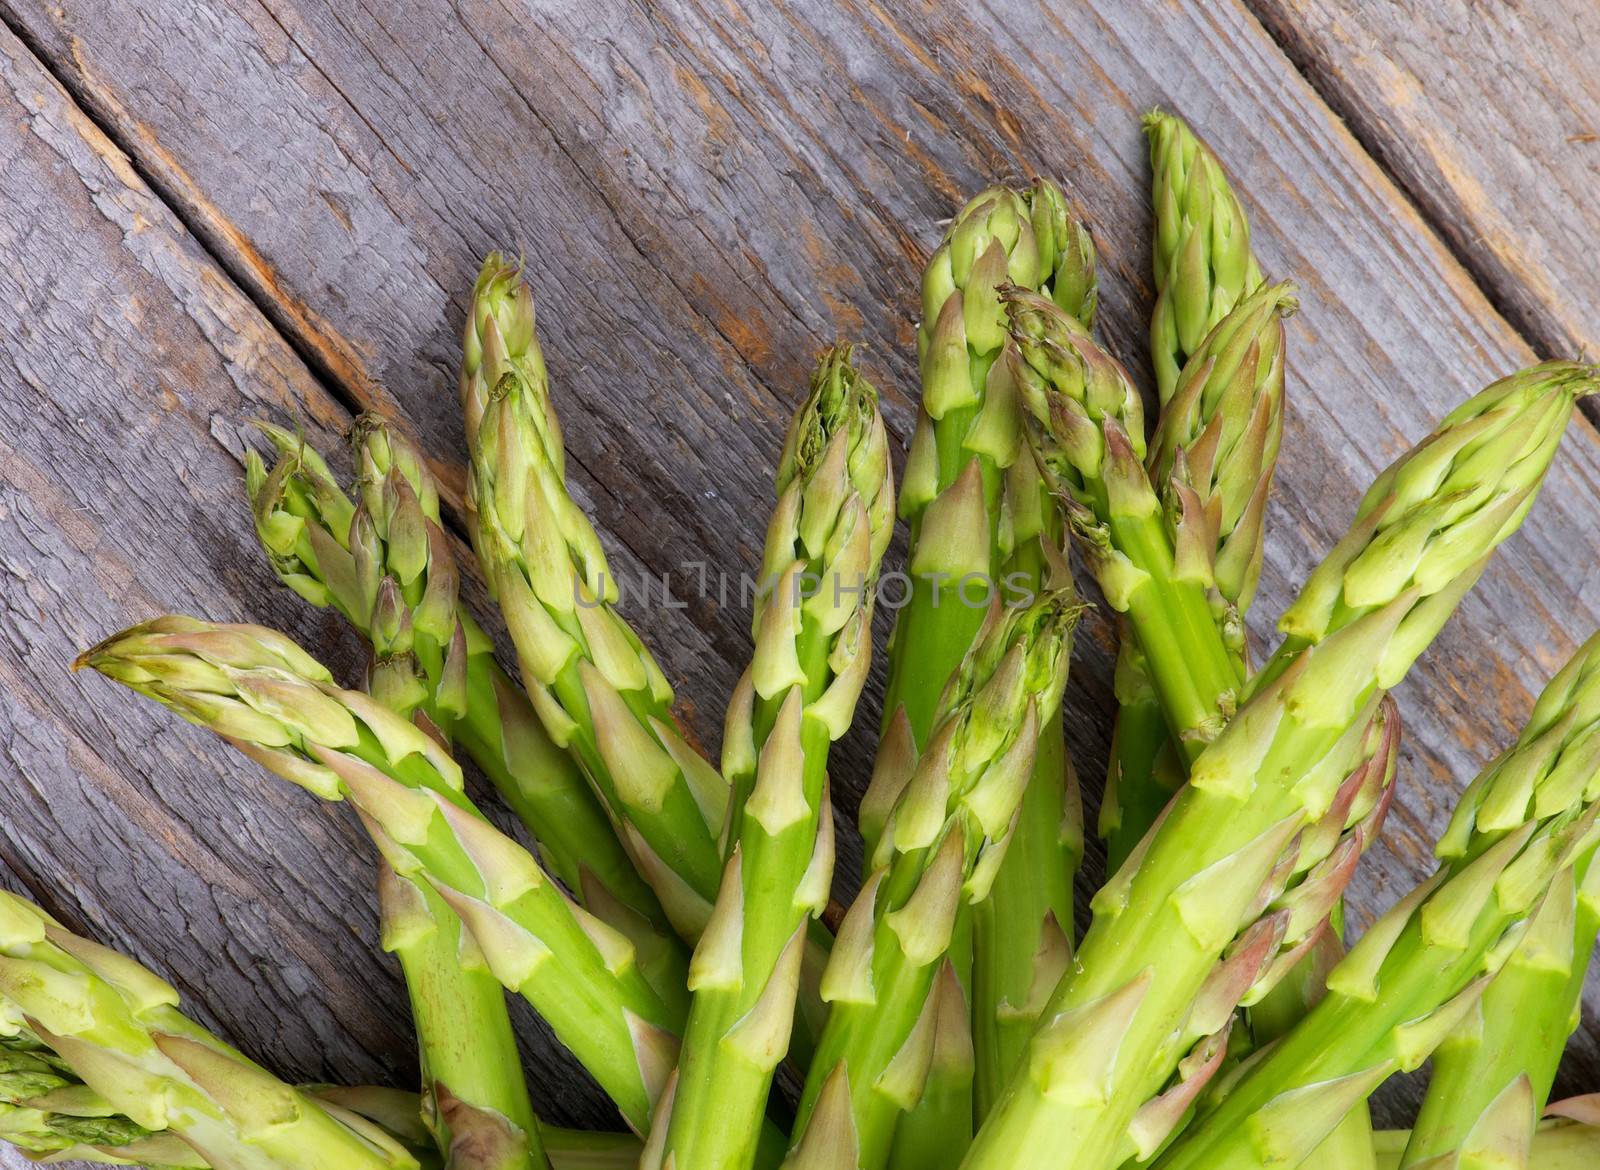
left=469, top=252, right=537, bottom=359
left=1026, top=177, right=1097, bottom=330
left=348, top=412, right=393, bottom=469
left=245, top=420, right=347, bottom=517
left=251, top=417, right=305, bottom=456
left=781, top=342, right=877, bottom=476
left=75, top=616, right=336, bottom=695
left=1279, top=359, right=1600, bottom=655
left=349, top=414, right=434, bottom=506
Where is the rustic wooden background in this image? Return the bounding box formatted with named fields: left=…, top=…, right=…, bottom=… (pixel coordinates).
left=1, top=0, right=1598, bottom=1161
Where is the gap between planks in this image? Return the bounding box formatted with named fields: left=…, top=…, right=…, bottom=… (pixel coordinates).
left=1238, top=0, right=1600, bottom=436
left=0, top=8, right=376, bottom=435
left=0, top=0, right=760, bottom=601
left=5, top=0, right=1594, bottom=482
left=0, top=3, right=486, bottom=529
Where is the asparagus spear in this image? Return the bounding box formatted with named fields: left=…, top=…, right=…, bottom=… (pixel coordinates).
left=961, top=361, right=1598, bottom=1170
left=0, top=1033, right=641, bottom=1170
left=0, top=891, right=419, bottom=1170
left=1146, top=110, right=1265, bottom=405
left=1139, top=282, right=1377, bottom=1170
left=461, top=254, right=562, bottom=474
left=647, top=347, right=893, bottom=1170
left=1400, top=646, right=1600, bottom=1167
left=0, top=1048, right=539, bottom=1170
left=252, top=420, right=567, bottom=1169
left=790, top=590, right=1080, bottom=1170
left=888, top=180, right=1093, bottom=746
left=0, top=1033, right=208, bottom=1166
left=1377, top=1105, right=1600, bottom=1170
left=377, top=864, right=545, bottom=1170
left=77, top=618, right=686, bottom=1135
left=881, top=178, right=1094, bottom=1150
left=245, top=420, right=672, bottom=951
left=466, top=354, right=726, bottom=943
left=1103, top=115, right=1274, bottom=902
left=1103, top=280, right=1295, bottom=866
left=1154, top=632, right=1600, bottom=1170
left=969, top=182, right=1095, bottom=1125
left=1011, top=288, right=1243, bottom=757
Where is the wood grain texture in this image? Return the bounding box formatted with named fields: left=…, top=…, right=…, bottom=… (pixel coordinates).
left=0, top=20, right=621, bottom=1160
left=0, top=0, right=1596, bottom=1157
left=1247, top=0, right=1600, bottom=368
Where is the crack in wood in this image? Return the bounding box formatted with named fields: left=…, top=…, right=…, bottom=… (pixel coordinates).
left=1239, top=0, right=1600, bottom=436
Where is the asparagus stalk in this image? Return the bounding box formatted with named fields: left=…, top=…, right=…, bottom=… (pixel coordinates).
left=969, top=182, right=1096, bottom=1124
left=252, top=420, right=563, bottom=1169
left=875, top=754, right=987, bottom=1170
left=1146, top=110, right=1265, bottom=405
left=1377, top=1108, right=1600, bottom=1170
left=1404, top=882, right=1600, bottom=1167
left=1103, top=280, right=1295, bottom=866
left=245, top=421, right=674, bottom=954
left=790, top=591, right=1080, bottom=1170
left=1104, top=117, right=1272, bottom=869
left=337, top=1102, right=646, bottom=1170
left=961, top=361, right=1597, bottom=1170
left=1536, top=1097, right=1600, bottom=1166
left=540, top=1127, right=644, bottom=1170
left=304, top=1086, right=441, bottom=1170
left=1011, top=288, right=1244, bottom=757
left=888, top=180, right=1094, bottom=746
left=884, top=963, right=975, bottom=1170
left=319, top=1086, right=635, bottom=1170
left=647, top=347, right=893, bottom=1170
left=1243, top=934, right=1381, bottom=1170
left=1400, top=648, right=1600, bottom=1167
left=377, top=864, right=546, bottom=1170
left=311, top=1089, right=648, bottom=1170
left=1154, top=632, right=1600, bottom=1170
left=0, top=891, right=419, bottom=1170
left=466, top=353, right=727, bottom=943
left=77, top=618, right=686, bottom=1135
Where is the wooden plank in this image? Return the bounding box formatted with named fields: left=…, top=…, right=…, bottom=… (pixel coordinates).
left=0, top=0, right=1598, bottom=1135
left=1247, top=0, right=1600, bottom=366
left=0, top=22, right=621, bottom=1149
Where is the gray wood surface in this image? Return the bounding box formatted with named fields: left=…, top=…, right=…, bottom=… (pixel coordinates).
left=0, top=17, right=616, bottom=1138
left=1249, top=0, right=1600, bottom=363
left=0, top=0, right=1598, bottom=1162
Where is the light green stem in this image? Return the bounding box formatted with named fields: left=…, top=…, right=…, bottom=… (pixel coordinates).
left=382, top=870, right=545, bottom=1169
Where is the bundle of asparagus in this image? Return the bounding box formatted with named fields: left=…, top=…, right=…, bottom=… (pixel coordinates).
left=12, top=106, right=1595, bottom=1170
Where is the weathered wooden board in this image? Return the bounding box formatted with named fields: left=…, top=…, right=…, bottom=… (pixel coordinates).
left=1249, top=0, right=1600, bottom=366
left=0, top=0, right=1598, bottom=1158
left=0, top=20, right=622, bottom=1147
